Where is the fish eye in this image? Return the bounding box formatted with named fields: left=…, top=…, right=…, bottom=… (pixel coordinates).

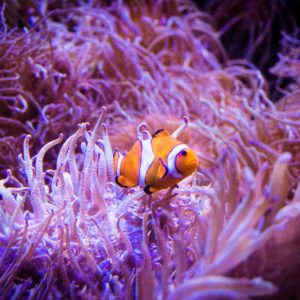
left=180, top=150, right=187, bottom=156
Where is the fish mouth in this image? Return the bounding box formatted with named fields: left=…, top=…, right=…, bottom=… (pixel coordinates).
left=189, top=158, right=199, bottom=171
left=181, top=157, right=199, bottom=176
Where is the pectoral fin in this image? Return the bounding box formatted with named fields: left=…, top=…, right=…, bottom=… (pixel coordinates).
left=158, top=157, right=168, bottom=179
left=144, top=185, right=161, bottom=194
left=144, top=157, right=168, bottom=191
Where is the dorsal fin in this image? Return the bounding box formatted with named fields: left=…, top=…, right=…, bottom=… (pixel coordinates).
left=152, top=129, right=170, bottom=138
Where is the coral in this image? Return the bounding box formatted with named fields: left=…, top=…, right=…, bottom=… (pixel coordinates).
left=1, top=0, right=300, bottom=299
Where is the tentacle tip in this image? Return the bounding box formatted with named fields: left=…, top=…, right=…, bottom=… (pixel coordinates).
left=101, top=123, right=108, bottom=132
left=78, top=122, right=89, bottom=129
left=142, top=130, right=151, bottom=140
left=5, top=169, right=12, bottom=180
left=101, top=106, right=107, bottom=118
left=278, top=152, right=292, bottom=164
left=183, top=116, right=188, bottom=124
left=137, top=122, right=148, bottom=135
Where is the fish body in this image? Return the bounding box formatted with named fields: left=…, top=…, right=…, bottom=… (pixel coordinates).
left=113, top=128, right=199, bottom=194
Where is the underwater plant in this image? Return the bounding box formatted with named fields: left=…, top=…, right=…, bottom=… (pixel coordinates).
left=1, top=0, right=300, bottom=299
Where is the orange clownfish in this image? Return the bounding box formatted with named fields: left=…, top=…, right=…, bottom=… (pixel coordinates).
left=113, top=124, right=199, bottom=194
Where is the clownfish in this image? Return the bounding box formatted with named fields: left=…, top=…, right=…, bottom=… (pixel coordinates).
left=113, top=125, right=199, bottom=194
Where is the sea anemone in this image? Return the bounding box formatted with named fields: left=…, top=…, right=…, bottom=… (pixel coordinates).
left=1, top=1, right=300, bottom=299
left=199, top=0, right=298, bottom=96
